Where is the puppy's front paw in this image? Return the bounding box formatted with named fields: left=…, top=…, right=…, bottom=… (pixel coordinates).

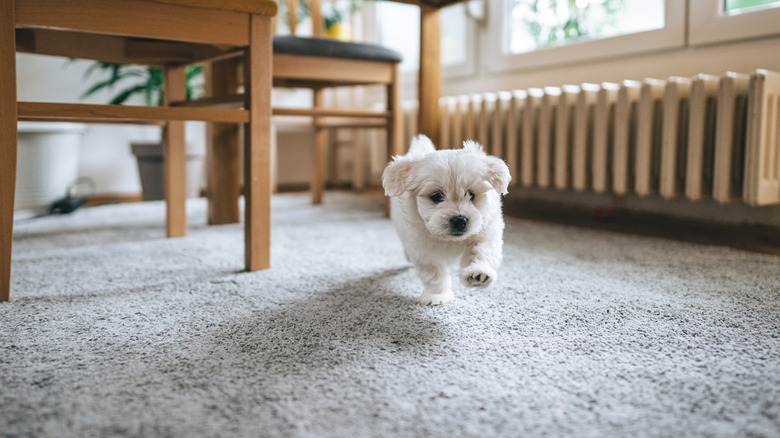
left=461, top=264, right=496, bottom=289
left=417, top=290, right=454, bottom=306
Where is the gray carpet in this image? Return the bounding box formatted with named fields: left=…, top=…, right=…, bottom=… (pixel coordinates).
left=2, top=192, right=780, bottom=438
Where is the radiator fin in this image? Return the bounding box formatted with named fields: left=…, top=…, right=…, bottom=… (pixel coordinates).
left=612, top=80, right=642, bottom=196
left=745, top=69, right=780, bottom=206
left=685, top=74, right=720, bottom=201
left=712, top=72, right=750, bottom=204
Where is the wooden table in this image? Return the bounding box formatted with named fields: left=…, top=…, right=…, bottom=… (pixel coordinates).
left=1, top=0, right=277, bottom=302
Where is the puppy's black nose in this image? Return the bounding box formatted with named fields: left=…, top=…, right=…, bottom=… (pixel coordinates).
left=450, top=215, right=468, bottom=232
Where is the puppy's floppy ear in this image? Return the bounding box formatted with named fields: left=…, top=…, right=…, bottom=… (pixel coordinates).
left=382, top=158, right=418, bottom=197
left=383, top=135, right=435, bottom=197
left=483, top=155, right=512, bottom=195
left=463, top=140, right=511, bottom=194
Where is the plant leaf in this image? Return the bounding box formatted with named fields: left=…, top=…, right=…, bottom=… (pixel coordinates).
left=80, top=77, right=120, bottom=100
left=109, top=84, right=149, bottom=105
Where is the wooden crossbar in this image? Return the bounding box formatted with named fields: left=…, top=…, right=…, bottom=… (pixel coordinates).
left=17, top=101, right=249, bottom=124
left=171, top=97, right=392, bottom=119
left=273, top=107, right=392, bottom=118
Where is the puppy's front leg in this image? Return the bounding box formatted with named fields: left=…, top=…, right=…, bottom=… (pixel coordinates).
left=459, top=233, right=502, bottom=290
left=415, top=262, right=454, bottom=305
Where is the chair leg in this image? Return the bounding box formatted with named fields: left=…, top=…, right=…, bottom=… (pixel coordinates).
left=387, top=63, right=404, bottom=158
left=244, top=14, right=273, bottom=271
left=352, top=130, right=365, bottom=190
left=206, top=121, right=241, bottom=224
left=205, top=58, right=241, bottom=225
left=312, top=88, right=327, bottom=205
left=163, top=65, right=188, bottom=238
left=385, top=63, right=404, bottom=217
left=0, top=0, right=17, bottom=302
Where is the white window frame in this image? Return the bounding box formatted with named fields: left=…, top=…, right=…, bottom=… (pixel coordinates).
left=483, top=0, right=686, bottom=73
left=689, top=0, right=780, bottom=46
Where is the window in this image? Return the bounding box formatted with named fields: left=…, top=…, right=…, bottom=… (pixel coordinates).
left=486, top=0, right=685, bottom=72
left=690, top=0, right=780, bottom=45
left=441, top=4, right=470, bottom=68
left=725, top=0, right=780, bottom=13
left=371, top=0, right=780, bottom=83
left=506, top=0, right=665, bottom=55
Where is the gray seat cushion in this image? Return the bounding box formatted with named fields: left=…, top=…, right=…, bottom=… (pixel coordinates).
left=273, top=36, right=402, bottom=63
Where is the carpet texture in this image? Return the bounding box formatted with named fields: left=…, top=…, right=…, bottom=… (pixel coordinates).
left=2, top=192, right=780, bottom=437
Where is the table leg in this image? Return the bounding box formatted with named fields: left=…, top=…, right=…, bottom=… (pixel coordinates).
left=244, top=14, right=273, bottom=271
left=1, top=0, right=17, bottom=302
left=163, top=64, right=188, bottom=238
left=418, top=5, right=442, bottom=147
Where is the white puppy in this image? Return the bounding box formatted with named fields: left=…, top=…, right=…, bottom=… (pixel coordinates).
left=382, top=135, right=511, bottom=305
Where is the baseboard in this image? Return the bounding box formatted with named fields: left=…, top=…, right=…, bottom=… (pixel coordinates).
left=504, top=198, right=780, bottom=256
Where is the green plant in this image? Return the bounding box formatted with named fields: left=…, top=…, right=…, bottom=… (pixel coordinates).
left=80, top=62, right=203, bottom=106
left=725, top=0, right=779, bottom=11
left=512, top=0, right=626, bottom=49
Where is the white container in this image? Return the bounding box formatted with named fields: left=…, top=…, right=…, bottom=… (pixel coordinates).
left=15, top=122, right=86, bottom=211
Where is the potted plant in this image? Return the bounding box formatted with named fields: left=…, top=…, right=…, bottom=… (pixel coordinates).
left=322, top=0, right=355, bottom=40
left=81, top=63, right=206, bottom=200
left=280, top=0, right=364, bottom=41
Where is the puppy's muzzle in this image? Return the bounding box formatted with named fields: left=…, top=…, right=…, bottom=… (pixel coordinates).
left=449, top=215, right=469, bottom=235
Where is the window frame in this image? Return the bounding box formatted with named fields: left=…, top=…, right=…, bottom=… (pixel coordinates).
left=689, top=0, right=780, bottom=46
left=483, top=0, right=686, bottom=74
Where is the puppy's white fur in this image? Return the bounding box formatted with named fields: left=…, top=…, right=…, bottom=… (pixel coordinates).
left=382, top=135, right=511, bottom=305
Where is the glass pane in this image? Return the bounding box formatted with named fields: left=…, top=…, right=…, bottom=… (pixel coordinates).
left=376, top=2, right=419, bottom=70
left=376, top=2, right=468, bottom=70
left=441, top=4, right=468, bottom=66
left=725, top=0, right=780, bottom=13
left=507, top=0, right=665, bottom=54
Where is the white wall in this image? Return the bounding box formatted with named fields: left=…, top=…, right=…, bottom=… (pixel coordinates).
left=16, top=54, right=205, bottom=196
left=16, top=53, right=333, bottom=197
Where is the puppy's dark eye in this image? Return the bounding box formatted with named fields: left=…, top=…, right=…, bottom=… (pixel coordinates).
left=430, top=192, right=444, bottom=204
left=468, top=191, right=476, bottom=201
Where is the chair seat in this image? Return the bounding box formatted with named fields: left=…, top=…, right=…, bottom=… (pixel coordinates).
left=273, top=36, right=402, bottom=63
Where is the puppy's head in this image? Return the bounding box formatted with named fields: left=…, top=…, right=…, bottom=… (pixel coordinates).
left=382, top=135, right=511, bottom=241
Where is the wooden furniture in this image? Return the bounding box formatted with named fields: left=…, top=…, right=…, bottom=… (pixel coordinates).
left=205, top=0, right=404, bottom=225
left=273, top=33, right=404, bottom=204
left=391, top=0, right=464, bottom=146
left=1, top=0, right=277, bottom=302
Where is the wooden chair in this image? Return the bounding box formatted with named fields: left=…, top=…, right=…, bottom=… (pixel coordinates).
left=205, top=0, right=404, bottom=225
left=1, top=0, right=277, bottom=301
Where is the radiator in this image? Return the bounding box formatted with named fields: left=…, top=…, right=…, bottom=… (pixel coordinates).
left=415, top=69, right=780, bottom=207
